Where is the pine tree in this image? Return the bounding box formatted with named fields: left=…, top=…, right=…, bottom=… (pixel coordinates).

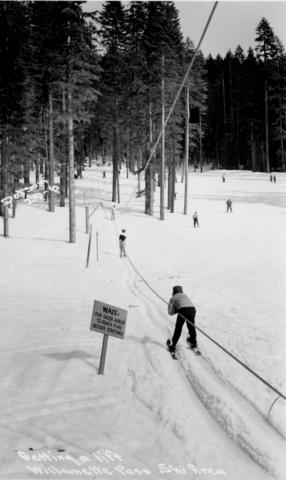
left=241, top=48, right=261, bottom=170
left=0, top=1, right=29, bottom=235
left=268, top=37, right=286, bottom=170
left=98, top=1, right=127, bottom=203
left=141, top=1, right=184, bottom=216
left=204, top=54, right=225, bottom=168
left=26, top=1, right=99, bottom=239
left=255, top=17, right=279, bottom=172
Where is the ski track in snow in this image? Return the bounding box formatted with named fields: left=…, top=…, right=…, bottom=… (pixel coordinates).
left=122, top=252, right=286, bottom=479
left=110, top=239, right=281, bottom=479
left=0, top=166, right=285, bottom=479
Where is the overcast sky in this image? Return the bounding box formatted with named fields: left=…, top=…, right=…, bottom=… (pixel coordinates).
left=175, top=1, right=286, bottom=57
left=84, top=0, right=286, bottom=57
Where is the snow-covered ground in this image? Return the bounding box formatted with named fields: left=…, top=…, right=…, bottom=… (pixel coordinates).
left=0, top=164, right=285, bottom=480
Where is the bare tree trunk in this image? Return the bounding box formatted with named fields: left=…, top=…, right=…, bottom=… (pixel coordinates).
left=111, top=95, right=119, bottom=203
left=12, top=196, right=17, bottom=218
left=171, top=153, right=175, bottom=213
left=112, top=124, right=118, bottom=203
left=89, top=126, right=93, bottom=167
left=43, top=114, right=49, bottom=202
left=35, top=153, right=40, bottom=184
left=250, top=122, right=256, bottom=171
left=199, top=108, right=203, bottom=173
left=78, top=120, right=84, bottom=179
left=117, top=171, right=120, bottom=204
left=68, top=86, right=76, bottom=243
left=181, top=159, right=185, bottom=183
left=167, top=165, right=172, bottom=210
left=222, top=72, right=227, bottom=168
left=126, top=129, right=130, bottom=178
left=102, top=142, right=105, bottom=164
left=0, top=136, right=9, bottom=236
left=228, top=60, right=236, bottom=168
left=3, top=205, right=9, bottom=237
left=280, top=116, right=285, bottom=171
left=48, top=89, right=55, bottom=212
left=60, top=88, right=66, bottom=207
left=145, top=97, right=154, bottom=215
left=40, top=151, right=44, bottom=175
left=145, top=166, right=151, bottom=215
left=184, top=86, right=190, bottom=215
left=265, top=79, right=270, bottom=173
left=23, top=158, right=30, bottom=185
left=44, top=146, right=48, bottom=195
left=160, top=53, right=165, bottom=220
left=150, top=164, right=154, bottom=216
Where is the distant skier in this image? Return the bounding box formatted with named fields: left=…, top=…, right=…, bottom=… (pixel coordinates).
left=192, top=211, right=199, bottom=228
left=270, top=174, right=273, bottom=182
left=111, top=204, right=116, bottom=220
left=273, top=174, right=277, bottom=183
left=167, top=286, right=197, bottom=353
left=226, top=198, right=232, bottom=213
left=119, top=229, right=127, bottom=257
left=222, top=173, right=226, bottom=182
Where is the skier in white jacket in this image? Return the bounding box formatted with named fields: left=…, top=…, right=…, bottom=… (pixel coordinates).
left=167, top=285, right=197, bottom=353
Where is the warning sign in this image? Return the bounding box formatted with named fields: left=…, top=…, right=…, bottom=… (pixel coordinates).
left=90, top=300, right=128, bottom=339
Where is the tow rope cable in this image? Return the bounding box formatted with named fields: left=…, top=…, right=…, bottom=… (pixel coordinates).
left=125, top=254, right=286, bottom=407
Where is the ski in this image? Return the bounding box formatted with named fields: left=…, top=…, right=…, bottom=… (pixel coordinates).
left=190, top=347, right=201, bottom=356
left=166, top=339, right=177, bottom=360
left=186, top=339, right=201, bottom=356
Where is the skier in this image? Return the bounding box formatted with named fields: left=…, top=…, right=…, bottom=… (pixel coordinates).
left=226, top=198, right=232, bottom=213
left=167, top=286, right=198, bottom=353
left=111, top=204, right=116, bottom=220
left=270, top=174, right=273, bottom=182
left=192, top=211, right=199, bottom=228
left=222, top=173, right=226, bottom=183
left=119, top=229, right=127, bottom=257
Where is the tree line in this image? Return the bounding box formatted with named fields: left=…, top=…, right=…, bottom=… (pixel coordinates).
left=205, top=21, right=286, bottom=172
left=0, top=0, right=100, bottom=239
left=0, top=1, right=285, bottom=235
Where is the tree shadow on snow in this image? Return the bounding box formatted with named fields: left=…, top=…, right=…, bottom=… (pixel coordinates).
left=11, top=235, right=67, bottom=243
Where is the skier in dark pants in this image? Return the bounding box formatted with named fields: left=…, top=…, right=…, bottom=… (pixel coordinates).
left=167, top=286, right=197, bottom=353
left=226, top=198, right=232, bottom=212
left=192, top=211, right=199, bottom=228
left=119, top=229, right=127, bottom=257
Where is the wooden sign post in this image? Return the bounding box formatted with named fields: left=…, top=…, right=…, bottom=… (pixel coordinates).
left=99, top=334, right=109, bottom=375
left=90, top=300, right=128, bottom=375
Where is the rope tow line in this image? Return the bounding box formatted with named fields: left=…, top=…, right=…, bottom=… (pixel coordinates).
left=106, top=0, right=286, bottom=414
left=126, top=255, right=286, bottom=403
left=117, top=1, right=219, bottom=218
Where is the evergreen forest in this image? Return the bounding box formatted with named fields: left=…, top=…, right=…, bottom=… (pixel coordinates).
left=0, top=1, right=285, bottom=235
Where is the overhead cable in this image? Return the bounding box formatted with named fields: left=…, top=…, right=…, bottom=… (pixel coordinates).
left=117, top=1, right=219, bottom=217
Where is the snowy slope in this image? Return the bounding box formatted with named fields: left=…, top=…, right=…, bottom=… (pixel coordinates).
left=0, top=164, right=285, bottom=479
